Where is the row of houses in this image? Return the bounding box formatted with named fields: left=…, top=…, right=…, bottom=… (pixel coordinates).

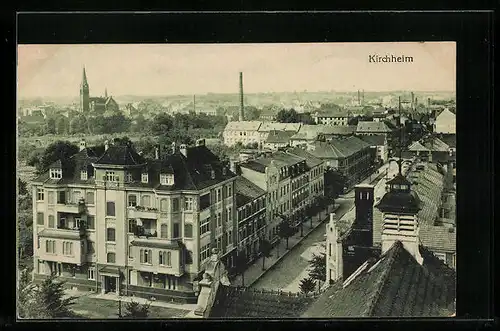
left=29, top=138, right=327, bottom=302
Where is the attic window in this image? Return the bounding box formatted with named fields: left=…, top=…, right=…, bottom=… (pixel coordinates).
left=211, top=170, right=216, bottom=179
left=50, top=168, right=62, bottom=179
left=80, top=170, right=88, bottom=180
left=141, top=173, right=149, bottom=183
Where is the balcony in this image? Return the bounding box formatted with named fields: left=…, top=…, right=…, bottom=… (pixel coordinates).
left=129, top=238, right=185, bottom=277
left=127, top=206, right=159, bottom=219
left=56, top=198, right=86, bottom=214
left=37, top=229, right=85, bottom=266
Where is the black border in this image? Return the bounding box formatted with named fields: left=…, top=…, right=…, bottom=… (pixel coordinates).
left=2, top=10, right=495, bottom=330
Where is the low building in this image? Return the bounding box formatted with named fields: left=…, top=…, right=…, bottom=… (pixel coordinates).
left=358, top=134, right=389, bottom=164
left=263, top=130, right=294, bottom=150
left=308, top=137, right=372, bottom=189
left=433, top=108, right=456, bottom=134
left=257, top=122, right=302, bottom=145
left=356, top=121, right=393, bottom=137
left=222, top=121, right=263, bottom=147
left=312, top=107, right=350, bottom=126
left=234, top=176, right=267, bottom=262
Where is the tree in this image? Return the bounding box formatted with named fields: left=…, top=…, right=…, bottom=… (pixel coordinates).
left=69, top=115, right=88, bottom=134
left=258, top=239, right=272, bottom=271
left=233, top=250, right=248, bottom=286
left=37, top=274, right=77, bottom=318
left=278, top=216, right=293, bottom=250
left=45, top=117, right=56, bottom=135
left=122, top=300, right=151, bottom=318
left=151, top=113, right=174, bottom=136
left=299, top=277, right=316, bottom=295
left=34, top=141, right=79, bottom=174
left=308, top=252, right=327, bottom=292
left=245, top=106, right=262, bottom=121
left=55, top=116, right=69, bottom=135
left=18, top=178, right=28, bottom=196
left=276, top=109, right=300, bottom=123
left=18, top=270, right=50, bottom=319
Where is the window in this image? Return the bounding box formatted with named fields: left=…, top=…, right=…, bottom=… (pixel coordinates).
left=86, top=192, right=94, bottom=205
left=73, top=191, right=82, bottom=204
left=140, top=249, right=152, bottom=264
left=37, top=212, right=44, bottom=225
left=228, top=184, right=232, bottom=197
left=172, top=198, right=179, bottom=212
left=157, top=223, right=167, bottom=238
left=129, top=219, right=137, bottom=233
left=87, top=216, right=95, bottom=229
left=160, top=251, right=171, bottom=266
left=200, top=218, right=210, bottom=235
left=105, top=171, right=116, bottom=182
left=49, top=168, right=62, bottom=179
left=200, top=244, right=211, bottom=262
left=141, top=173, right=149, bottom=183
left=57, top=191, right=66, bottom=204
left=141, top=195, right=151, bottom=207
left=88, top=241, right=95, bottom=254
left=184, top=223, right=193, bottom=238
left=37, top=188, right=45, bottom=201
left=160, top=174, right=168, bottom=185
left=166, top=251, right=171, bottom=266
left=160, top=199, right=168, bottom=212
left=159, top=251, right=165, bottom=265
left=88, top=267, right=95, bottom=280
left=106, top=228, right=116, bottom=242
left=107, top=252, right=116, bottom=263
left=128, top=245, right=133, bottom=258
left=200, top=193, right=210, bottom=210
left=128, top=195, right=137, bottom=207
left=106, top=202, right=115, bottom=216
left=63, top=242, right=73, bottom=256
left=217, top=189, right=221, bottom=202
left=81, top=170, right=88, bottom=180
left=228, top=230, right=233, bottom=244
left=47, top=191, right=55, bottom=204
left=173, top=223, right=180, bottom=238
left=217, top=213, right=222, bottom=227
left=227, top=207, right=232, bottom=221
left=125, top=172, right=133, bottom=182
left=184, top=197, right=193, bottom=211
left=81, top=241, right=85, bottom=254
left=45, top=240, right=55, bottom=253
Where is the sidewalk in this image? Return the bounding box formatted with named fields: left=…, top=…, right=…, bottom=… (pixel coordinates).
left=230, top=204, right=336, bottom=288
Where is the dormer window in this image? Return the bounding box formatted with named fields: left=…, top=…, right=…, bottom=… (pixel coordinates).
left=160, top=174, right=168, bottom=185
left=211, top=170, right=216, bottom=179
left=50, top=168, right=62, bottom=179
left=80, top=170, right=88, bottom=180
left=126, top=172, right=133, bottom=183
left=141, top=173, right=149, bottom=183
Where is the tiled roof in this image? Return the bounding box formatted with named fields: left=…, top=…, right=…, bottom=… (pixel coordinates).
left=309, top=136, right=370, bottom=160
left=258, top=122, right=302, bottom=133
left=235, top=176, right=266, bottom=207
left=239, top=151, right=305, bottom=173
left=356, top=121, right=392, bottom=133
left=224, top=121, right=262, bottom=131
left=211, top=286, right=314, bottom=318
left=95, top=145, right=146, bottom=166
left=421, top=137, right=450, bottom=152
left=408, top=141, right=430, bottom=152
left=438, top=134, right=456, bottom=149
left=313, top=106, right=348, bottom=118
left=285, top=147, right=324, bottom=168
left=358, top=134, right=387, bottom=146
left=265, top=130, right=295, bottom=144
left=302, top=241, right=456, bottom=317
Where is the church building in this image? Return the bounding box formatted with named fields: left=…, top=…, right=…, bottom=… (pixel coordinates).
left=80, top=66, right=119, bottom=114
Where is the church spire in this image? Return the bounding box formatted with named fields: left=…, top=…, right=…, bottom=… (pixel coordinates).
left=81, top=66, right=89, bottom=88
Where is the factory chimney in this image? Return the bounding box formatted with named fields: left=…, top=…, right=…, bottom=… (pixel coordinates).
left=357, top=90, right=361, bottom=106
left=239, top=72, right=245, bottom=121
left=411, top=92, right=415, bottom=111
left=362, top=89, right=365, bottom=106
left=193, top=95, right=196, bottom=113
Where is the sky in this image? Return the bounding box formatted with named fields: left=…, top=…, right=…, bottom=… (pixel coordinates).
left=17, top=42, right=456, bottom=98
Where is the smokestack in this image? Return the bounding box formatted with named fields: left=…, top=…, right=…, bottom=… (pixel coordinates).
left=362, top=89, right=365, bottom=106
left=239, top=72, right=244, bottom=121
left=193, top=95, right=196, bottom=113
left=427, top=97, right=431, bottom=112
left=357, top=90, right=361, bottom=106
left=411, top=92, right=415, bottom=111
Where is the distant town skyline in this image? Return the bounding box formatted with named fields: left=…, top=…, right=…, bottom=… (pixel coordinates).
left=18, top=42, right=456, bottom=98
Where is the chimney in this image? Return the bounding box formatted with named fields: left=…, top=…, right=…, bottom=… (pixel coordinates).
left=179, top=144, right=188, bottom=157
left=357, top=90, right=361, bottom=106
left=326, top=213, right=343, bottom=283
left=193, top=95, right=196, bottom=113
left=230, top=160, right=239, bottom=175
left=79, top=139, right=86, bottom=151
left=239, top=72, right=245, bottom=121
left=427, top=97, right=431, bottom=112
left=171, top=142, right=177, bottom=154
left=155, top=145, right=160, bottom=160
left=104, top=140, right=109, bottom=151
left=411, top=92, right=415, bottom=110
left=362, top=89, right=365, bottom=105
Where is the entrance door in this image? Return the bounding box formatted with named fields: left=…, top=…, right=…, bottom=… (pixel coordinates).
left=105, top=276, right=117, bottom=293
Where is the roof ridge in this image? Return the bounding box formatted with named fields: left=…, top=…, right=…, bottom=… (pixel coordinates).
left=364, top=241, right=403, bottom=316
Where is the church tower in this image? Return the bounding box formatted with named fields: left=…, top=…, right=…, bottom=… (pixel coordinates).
left=80, top=66, right=90, bottom=112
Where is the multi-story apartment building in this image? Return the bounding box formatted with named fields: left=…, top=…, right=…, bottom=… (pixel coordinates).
left=358, top=134, right=389, bottom=164
left=238, top=151, right=313, bottom=244
left=309, top=136, right=372, bottom=189
left=31, top=138, right=237, bottom=302
left=234, top=176, right=267, bottom=261
left=355, top=121, right=393, bottom=137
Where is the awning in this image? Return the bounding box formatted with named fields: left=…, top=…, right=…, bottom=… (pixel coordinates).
left=99, top=266, right=121, bottom=277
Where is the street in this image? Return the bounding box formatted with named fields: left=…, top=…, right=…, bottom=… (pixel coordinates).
left=249, top=161, right=401, bottom=292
